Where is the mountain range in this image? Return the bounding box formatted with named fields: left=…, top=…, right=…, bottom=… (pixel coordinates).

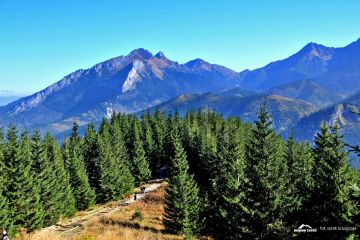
left=0, top=39, right=359, bottom=151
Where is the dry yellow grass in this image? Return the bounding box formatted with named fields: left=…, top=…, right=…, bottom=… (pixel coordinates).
left=68, top=182, right=182, bottom=240
left=18, top=182, right=186, bottom=240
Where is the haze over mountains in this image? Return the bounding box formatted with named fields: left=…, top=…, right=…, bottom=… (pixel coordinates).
left=0, top=38, right=360, bottom=148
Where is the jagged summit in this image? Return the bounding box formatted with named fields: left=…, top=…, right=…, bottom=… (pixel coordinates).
left=128, top=48, right=153, bottom=59
left=155, top=51, right=166, bottom=58
left=185, top=58, right=211, bottom=69
left=0, top=47, right=242, bottom=133
left=296, top=42, right=332, bottom=57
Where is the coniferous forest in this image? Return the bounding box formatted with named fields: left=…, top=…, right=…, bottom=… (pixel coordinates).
left=0, top=106, right=359, bottom=239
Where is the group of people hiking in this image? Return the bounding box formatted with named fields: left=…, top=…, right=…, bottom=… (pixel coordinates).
left=133, top=185, right=146, bottom=201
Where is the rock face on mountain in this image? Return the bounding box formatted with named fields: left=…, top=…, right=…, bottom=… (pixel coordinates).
left=0, top=49, right=242, bottom=133
left=294, top=91, right=360, bottom=143
left=150, top=92, right=317, bottom=133
left=240, top=39, right=360, bottom=93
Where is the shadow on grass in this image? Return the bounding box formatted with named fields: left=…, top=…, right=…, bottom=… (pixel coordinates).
left=99, top=218, right=163, bottom=234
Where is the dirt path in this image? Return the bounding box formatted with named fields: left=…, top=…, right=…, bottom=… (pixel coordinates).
left=42, top=180, right=163, bottom=238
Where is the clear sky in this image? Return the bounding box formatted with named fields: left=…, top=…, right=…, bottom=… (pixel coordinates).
left=0, top=0, right=360, bottom=94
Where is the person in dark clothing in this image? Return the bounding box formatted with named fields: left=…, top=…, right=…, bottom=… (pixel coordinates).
left=134, top=194, right=137, bottom=201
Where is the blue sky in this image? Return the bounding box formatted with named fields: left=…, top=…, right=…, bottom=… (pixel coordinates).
left=0, top=0, right=360, bottom=94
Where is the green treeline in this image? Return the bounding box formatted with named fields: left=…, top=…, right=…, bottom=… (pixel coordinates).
left=0, top=107, right=359, bottom=239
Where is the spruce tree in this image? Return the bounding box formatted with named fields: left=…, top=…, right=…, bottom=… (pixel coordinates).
left=244, top=104, right=288, bottom=239
left=83, top=123, right=101, bottom=194
left=0, top=128, right=11, bottom=232
left=128, top=119, right=151, bottom=184
left=140, top=111, right=155, bottom=175
left=151, top=108, right=166, bottom=169
left=211, top=123, right=247, bottom=239
left=31, top=131, right=61, bottom=226
left=97, top=120, right=117, bottom=202
left=4, top=128, right=44, bottom=233
left=111, top=116, right=134, bottom=198
left=43, top=133, right=76, bottom=218
left=64, top=122, right=96, bottom=210
left=164, top=131, right=201, bottom=239
left=284, top=133, right=314, bottom=229
left=96, top=118, right=134, bottom=202
left=308, top=123, right=356, bottom=239
left=19, top=131, right=44, bottom=231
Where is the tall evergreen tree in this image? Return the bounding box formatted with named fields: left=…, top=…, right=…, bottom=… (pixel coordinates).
left=96, top=118, right=134, bottom=202
left=308, top=123, right=356, bottom=239
left=83, top=123, right=101, bottom=194
left=64, top=122, right=96, bottom=210
left=151, top=108, right=166, bottom=169
left=0, top=128, right=11, bottom=232
left=19, top=131, right=44, bottom=231
left=43, top=133, right=76, bottom=218
left=110, top=116, right=134, bottom=198
left=284, top=133, right=314, bottom=229
left=164, top=131, right=201, bottom=239
left=31, top=131, right=61, bottom=226
left=128, top=119, right=151, bottom=184
left=4, top=128, right=44, bottom=233
left=244, top=104, right=288, bottom=239
left=140, top=111, right=156, bottom=175
left=211, top=123, right=248, bottom=239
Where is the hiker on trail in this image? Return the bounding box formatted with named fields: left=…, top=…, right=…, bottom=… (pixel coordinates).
left=2, top=229, right=9, bottom=240
left=141, top=186, right=145, bottom=193
left=134, top=194, right=137, bottom=201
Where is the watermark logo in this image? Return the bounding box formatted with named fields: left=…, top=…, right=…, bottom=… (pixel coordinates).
left=294, top=224, right=317, bottom=233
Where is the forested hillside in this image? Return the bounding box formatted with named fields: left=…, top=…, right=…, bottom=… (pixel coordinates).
left=0, top=107, right=359, bottom=239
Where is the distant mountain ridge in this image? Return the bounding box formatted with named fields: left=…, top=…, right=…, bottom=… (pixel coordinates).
left=1, top=38, right=360, bottom=138
left=149, top=91, right=317, bottom=132
left=0, top=48, right=242, bottom=133
left=240, top=38, right=360, bottom=93
left=266, top=79, right=344, bottom=108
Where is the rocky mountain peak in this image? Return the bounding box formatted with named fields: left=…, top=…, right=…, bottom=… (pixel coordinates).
left=128, top=48, right=153, bottom=60
left=298, top=42, right=333, bottom=61
left=185, top=58, right=211, bottom=70
left=155, top=51, right=166, bottom=58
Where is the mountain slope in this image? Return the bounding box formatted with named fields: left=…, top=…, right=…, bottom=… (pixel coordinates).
left=150, top=92, right=317, bottom=132
left=266, top=79, right=344, bottom=108
left=240, top=39, right=360, bottom=93
left=294, top=91, right=360, bottom=143
left=0, top=49, right=242, bottom=133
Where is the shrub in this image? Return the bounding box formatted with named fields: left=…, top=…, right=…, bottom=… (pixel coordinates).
left=131, top=208, right=144, bottom=221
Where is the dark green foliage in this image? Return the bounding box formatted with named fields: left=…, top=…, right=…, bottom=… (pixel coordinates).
left=307, top=123, right=357, bottom=239
left=0, top=129, right=11, bottom=232
left=127, top=118, right=151, bottom=184
left=110, top=116, right=134, bottom=197
left=140, top=111, right=156, bottom=173
left=32, top=131, right=65, bottom=226
left=96, top=118, right=134, bottom=203
left=151, top=108, right=167, bottom=169
left=211, top=122, right=248, bottom=239
left=83, top=123, right=101, bottom=194
left=243, top=104, right=290, bottom=239
left=132, top=208, right=144, bottom=221
left=164, top=131, right=201, bottom=238
left=44, top=133, right=76, bottom=218
left=18, top=131, right=44, bottom=231
left=0, top=107, right=358, bottom=239
left=284, top=133, right=314, bottom=229
left=65, top=122, right=96, bottom=210
left=4, top=129, right=44, bottom=233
